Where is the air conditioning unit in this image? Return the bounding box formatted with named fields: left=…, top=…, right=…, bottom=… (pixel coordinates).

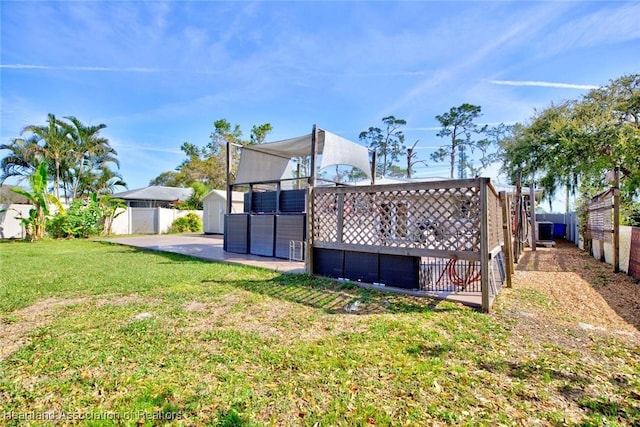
left=536, top=221, right=554, bottom=241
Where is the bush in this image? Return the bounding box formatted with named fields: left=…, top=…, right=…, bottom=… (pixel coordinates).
left=168, top=213, right=202, bottom=233
left=47, top=198, right=102, bottom=238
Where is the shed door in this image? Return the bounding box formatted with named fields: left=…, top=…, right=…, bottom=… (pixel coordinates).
left=218, top=202, right=225, bottom=233
left=211, top=200, right=223, bottom=234
left=206, top=200, right=222, bottom=233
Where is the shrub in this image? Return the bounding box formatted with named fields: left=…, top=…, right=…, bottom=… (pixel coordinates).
left=168, top=213, right=202, bottom=233
left=47, top=198, right=102, bottom=238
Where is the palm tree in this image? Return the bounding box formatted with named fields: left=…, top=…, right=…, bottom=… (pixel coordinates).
left=62, top=116, right=121, bottom=198
left=77, top=165, right=127, bottom=196
left=5, top=114, right=125, bottom=200
left=0, top=136, right=42, bottom=185
left=22, top=114, right=72, bottom=200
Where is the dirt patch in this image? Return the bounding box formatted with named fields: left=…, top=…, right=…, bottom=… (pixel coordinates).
left=0, top=297, right=89, bottom=361
left=184, top=292, right=370, bottom=344
left=507, top=240, right=640, bottom=339
left=0, top=294, right=156, bottom=361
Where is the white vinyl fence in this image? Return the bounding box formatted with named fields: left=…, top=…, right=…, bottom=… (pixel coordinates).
left=0, top=204, right=202, bottom=238
left=589, top=225, right=633, bottom=274
left=0, top=204, right=33, bottom=239
left=122, top=207, right=202, bottom=234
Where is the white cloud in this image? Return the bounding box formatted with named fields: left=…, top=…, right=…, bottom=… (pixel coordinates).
left=545, top=3, right=640, bottom=53
left=0, top=64, right=163, bottom=73
left=382, top=3, right=560, bottom=118
left=490, top=80, right=599, bottom=90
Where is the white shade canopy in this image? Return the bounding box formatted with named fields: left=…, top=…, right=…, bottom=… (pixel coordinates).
left=234, top=128, right=372, bottom=184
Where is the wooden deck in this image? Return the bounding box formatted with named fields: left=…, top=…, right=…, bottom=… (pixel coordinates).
left=103, top=234, right=484, bottom=309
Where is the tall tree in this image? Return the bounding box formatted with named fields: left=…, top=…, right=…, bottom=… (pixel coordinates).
left=62, top=116, right=120, bottom=199
left=499, top=73, right=640, bottom=222
left=177, top=142, right=226, bottom=188
left=499, top=103, right=579, bottom=208
left=149, top=171, right=184, bottom=187
left=431, top=104, right=490, bottom=179
left=209, top=119, right=243, bottom=155
left=359, top=115, right=406, bottom=177
left=78, top=164, right=127, bottom=196
left=249, top=123, right=274, bottom=145
left=152, top=118, right=273, bottom=190
left=22, top=114, right=71, bottom=199
left=406, top=140, right=428, bottom=179
left=4, top=114, right=123, bottom=199
left=0, top=136, right=42, bottom=184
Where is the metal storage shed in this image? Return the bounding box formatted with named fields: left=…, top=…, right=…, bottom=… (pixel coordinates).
left=202, top=190, right=244, bottom=234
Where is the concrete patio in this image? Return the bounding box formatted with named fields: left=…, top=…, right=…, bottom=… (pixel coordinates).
left=103, top=234, right=306, bottom=274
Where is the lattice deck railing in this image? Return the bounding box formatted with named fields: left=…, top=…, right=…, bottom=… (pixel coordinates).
left=309, top=178, right=506, bottom=311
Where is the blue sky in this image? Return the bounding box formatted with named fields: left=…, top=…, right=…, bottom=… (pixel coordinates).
left=1, top=1, right=639, bottom=198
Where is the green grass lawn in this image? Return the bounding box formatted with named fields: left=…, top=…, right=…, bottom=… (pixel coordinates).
left=1, top=239, right=638, bottom=426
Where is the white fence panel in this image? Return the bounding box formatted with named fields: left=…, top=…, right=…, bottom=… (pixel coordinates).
left=156, top=208, right=202, bottom=234
left=130, top=208, right=157, bottom=234
left=589, top=225, right=632, bottom=273
left=0, top=204, right=31, bottom=239
left=109, top=208, right=130, bottom=235
left=0, top=204, right=204, bottom=238
left=620, top=225, right=632, bottom=273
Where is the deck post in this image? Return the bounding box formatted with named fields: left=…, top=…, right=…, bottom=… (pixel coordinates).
left=480, top=178, right=490, bottom=312
left=306, top=125, right=318, bottom=275
left=306, top=186, right=315, bottom=275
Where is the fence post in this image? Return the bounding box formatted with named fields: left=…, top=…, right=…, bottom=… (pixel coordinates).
left=500, top=191, right=513, bottom=288
left=127, top=207, right=132, bottom=235
left=613, top=167, right=620, bottom=273
left=156, top=207, right=162, bottom=234
left=336, top=193, right=344, bottom=243
left=480, top=178, right=490, bottom=312
left=530, top=180, right=537, bottom=251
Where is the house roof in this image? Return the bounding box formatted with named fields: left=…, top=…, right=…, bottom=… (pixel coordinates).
left=113, top=186, right=193, bottom=201
left=0, top=185, right=30, bottom=204
left=202, top=190, right=245, bottom=202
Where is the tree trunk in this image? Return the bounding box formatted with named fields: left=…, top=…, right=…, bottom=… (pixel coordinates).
left=450, top=143, right=456, bottom=179
left=54, top=158, right=61, bottom=200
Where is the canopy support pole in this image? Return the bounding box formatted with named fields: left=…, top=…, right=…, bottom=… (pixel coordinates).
left=226, top=140, right=232, bottom=215
left=309, top=124, right=318, bottom=187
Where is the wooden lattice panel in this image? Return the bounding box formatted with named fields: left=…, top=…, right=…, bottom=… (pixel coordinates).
left=313, top=192, right=338, bottom=243
left=313, top=182, right=483, bottom=252
left=487, top=187, right=503, bottom=250
left=587, top=189, right=613, bottom=242
left=630, top=227, right=640, bottom=280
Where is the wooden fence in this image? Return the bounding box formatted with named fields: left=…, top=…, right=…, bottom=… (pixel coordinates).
left=630, top=227, right=640, bottom=280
